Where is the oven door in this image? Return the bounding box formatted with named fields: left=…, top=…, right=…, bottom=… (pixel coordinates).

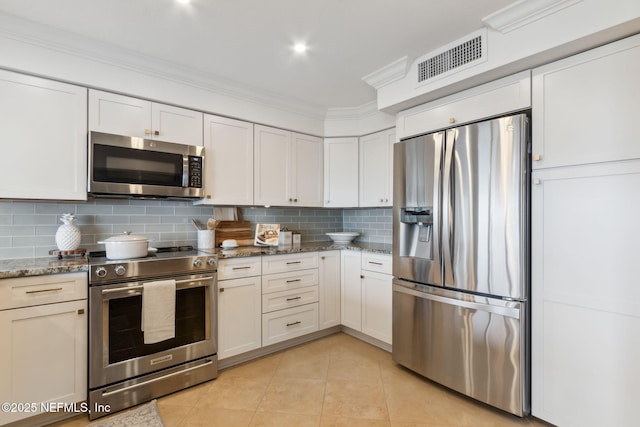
left=89, top=273, right=216, bottom=389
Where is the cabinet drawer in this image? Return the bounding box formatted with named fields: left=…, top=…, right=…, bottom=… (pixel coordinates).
left=262, top=303, right=319, bottom=346
left=361, top=253, right=392, bottom=275
left=262, top=286, right=319, bottom=314
left=262, top=269, right=318, bottom=294
left=218, top=257, right=261, bottom=280
left=261, top=252, right=318, bottom=275
left=0, top=272, right=87, bottom=310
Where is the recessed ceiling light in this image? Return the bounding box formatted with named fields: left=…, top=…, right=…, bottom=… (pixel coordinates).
left=293, top=43, right=308, bottom=54
left=176, top=0, right=190, bottom=4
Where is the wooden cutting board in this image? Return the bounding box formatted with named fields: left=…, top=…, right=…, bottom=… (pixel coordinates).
left=214, top=220, right=252, bottom=247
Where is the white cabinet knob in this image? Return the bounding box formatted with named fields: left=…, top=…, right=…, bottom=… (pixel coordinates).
left=533, top=154, right=542, bottom=161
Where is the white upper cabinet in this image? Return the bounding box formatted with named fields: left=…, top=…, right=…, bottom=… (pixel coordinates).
left=199, top=114, right=254, bottom=205
left=254, top=125, right=291, bottom=206
left=532, top=35, right=640, bottom=169
left=359, top=128, right=395, bottom=207
left=292, top=132, right=323, bottom=207
left=396, top=71, right=531, bottom=140
left=254, top=124, right=323, bottom=207
left=324, top=137, right=359, bottom=207
left=89, top=89, right=203, bottom=145
left=0, top=70, right=87, bottom=201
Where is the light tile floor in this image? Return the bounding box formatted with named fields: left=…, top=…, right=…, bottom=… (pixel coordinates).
left=52, top=333, right=552, bottom=427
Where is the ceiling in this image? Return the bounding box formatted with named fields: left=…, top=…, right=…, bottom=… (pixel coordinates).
left=0, top=0, right=516, bottom=110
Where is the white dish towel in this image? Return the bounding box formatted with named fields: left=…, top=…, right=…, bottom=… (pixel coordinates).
left=141, top=279, right=176, bottom=344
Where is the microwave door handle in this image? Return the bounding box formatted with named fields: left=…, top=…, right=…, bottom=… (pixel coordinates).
left=182, top=155, right=189, bottom=188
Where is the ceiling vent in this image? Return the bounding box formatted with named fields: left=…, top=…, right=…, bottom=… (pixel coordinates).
left=417, top=30, right=487, bottom=83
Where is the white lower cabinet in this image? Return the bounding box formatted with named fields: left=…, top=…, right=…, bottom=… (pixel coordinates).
left=361, top=272, right=392, bottom=344
left=318, top=250, right=341, bottom=329
left=341, top=251, right=392, bottom=345
left=261, top=253, right=319, bottom=346
left=341, top=251, right=363, bottom=330
left=0, top=273, right=87, bottom=426
left=217, top=258, right=262, bottom=360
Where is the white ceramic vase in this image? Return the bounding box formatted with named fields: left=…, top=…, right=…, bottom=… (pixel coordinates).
left=55, top=213, right=81, bottom=251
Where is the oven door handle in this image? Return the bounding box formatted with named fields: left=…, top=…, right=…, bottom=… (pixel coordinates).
left=101, top=359, right=216, bottom=397
left=101, top=276, right=214, bottom=296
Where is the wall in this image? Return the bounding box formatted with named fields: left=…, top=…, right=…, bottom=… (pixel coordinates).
left=0, top=200, right=389, bottom=260
left=376, top=0, right=640, bottom=112
left=343, top=208, right=392, bottom=244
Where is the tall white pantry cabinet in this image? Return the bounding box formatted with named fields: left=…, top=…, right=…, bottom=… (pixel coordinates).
left=530, top=34, right=640, bottom=427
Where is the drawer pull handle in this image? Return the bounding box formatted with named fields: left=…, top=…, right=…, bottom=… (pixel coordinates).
left=286, top=321, right=301, bottom=327
left=286, top=296, right=302, bottom=301
left=286, top=261, right=302, bottom=265
left=232, top=266, right=252, bottom=270
left=219, top=287, right=225, bottom=292
left=286, top=279, right=301, bottom=283
left=25, top=287, right=63, bottom=294
left=368, top=261, right=383, bottom=265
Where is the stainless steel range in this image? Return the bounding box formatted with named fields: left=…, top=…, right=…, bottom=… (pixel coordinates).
left=88, top=246, right=217, bottom=420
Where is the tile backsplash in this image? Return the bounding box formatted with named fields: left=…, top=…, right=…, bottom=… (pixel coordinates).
left=0, top=199, right=392, bottom=259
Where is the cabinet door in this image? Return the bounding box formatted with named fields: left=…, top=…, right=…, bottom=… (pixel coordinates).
left=254, top=125, right=292, bottom=206
left=292, top=132, right=323, bottom=207
left=359, top=129, right=395, bottom=207
left=396, top=71, right=531, bottom=140
left=340, top=251, right=362, bottom=330
left=532, top=35, right=640, bottom=169
left=200, top=115, right=254, bottom=205
left=0, top=70, right=87, bottom=201
left=324, top=137, right=359, bottom=207
left=151, top=102, right=203, bottom=145
left=361, top=271, right=392, bottom=344
left=531, top=160, right=640, bottom=426
left=89, top=89, right=151, bottom=138
left=319, top=250, right=341, bottom=329
left=217, top=276, right=262, bottom=360
left=0, top=300, right=87, bottom=425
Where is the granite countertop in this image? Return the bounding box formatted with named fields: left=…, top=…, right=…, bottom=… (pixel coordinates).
left=202, top=241, right=392, bottom=259
left=0, top=256, right=89, bottom=280
left=0, top=242, right=390, bottom=279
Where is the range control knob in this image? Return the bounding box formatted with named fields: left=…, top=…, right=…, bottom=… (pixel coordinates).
left=95, top=267, right=107, bottom=278
left=206, top=258, right=216, bottom=266
left=114, top=265, right=126, bottom=276
left=193, top=258, right=203, bottom=268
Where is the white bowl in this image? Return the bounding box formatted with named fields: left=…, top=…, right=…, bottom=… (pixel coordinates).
left=326, top=232, right=360, bottom=244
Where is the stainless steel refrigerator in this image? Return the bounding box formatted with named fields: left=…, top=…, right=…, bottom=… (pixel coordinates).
left=392, top=113, right=530, bottom=416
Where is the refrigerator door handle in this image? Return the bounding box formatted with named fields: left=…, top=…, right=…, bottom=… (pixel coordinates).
left=432, top=132, right=444, bottom=277
left=393, top=284, right=521, bottom=319
left=441, top=128, right=456, bottom=286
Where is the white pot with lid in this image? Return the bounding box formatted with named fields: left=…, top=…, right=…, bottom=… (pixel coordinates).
left=97, top=232, right=151, bottom=260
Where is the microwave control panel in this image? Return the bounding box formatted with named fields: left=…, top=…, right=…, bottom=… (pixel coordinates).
left=188, top=156, right=203, bottom=188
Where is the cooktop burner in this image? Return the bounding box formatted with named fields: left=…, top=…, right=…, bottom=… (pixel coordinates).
left=88, top=245, right=217, bottom=285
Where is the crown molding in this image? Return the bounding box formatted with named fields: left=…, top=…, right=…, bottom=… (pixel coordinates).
left=0, top=12, right=328, bottom=121
left=482, top=0, right=583, bottom=34
left=325, top=101, right=382, bottom=121
left=361, top=55, right=411, bottom=90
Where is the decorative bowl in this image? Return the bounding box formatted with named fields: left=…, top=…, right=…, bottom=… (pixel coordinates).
left=326, top=232, right=360, bottom=244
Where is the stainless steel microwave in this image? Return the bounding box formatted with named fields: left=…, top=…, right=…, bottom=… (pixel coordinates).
left=88, top=131, right=204, bottom=199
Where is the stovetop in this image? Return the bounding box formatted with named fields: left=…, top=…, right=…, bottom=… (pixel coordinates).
left=89, top=245, right=217, bottom=285
left=88, top=245, right=201, bottom=263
